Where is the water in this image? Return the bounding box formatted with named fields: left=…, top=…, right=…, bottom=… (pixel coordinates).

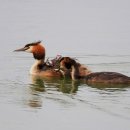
left=0, top=0, right=130, bottom=130
left=0, top=53, right=130, bottom=130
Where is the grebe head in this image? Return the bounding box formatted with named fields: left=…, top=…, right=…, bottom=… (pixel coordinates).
left=14, top=41, right=45, bottom=60
left=60, top=57, right=76, bottom=69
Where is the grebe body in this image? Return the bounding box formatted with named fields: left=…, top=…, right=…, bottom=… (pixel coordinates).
left=85, top=72, right=130, bottom=84
left=60, top=57, right=130, bottom=84
left=60, top=57, right=91, bottom=77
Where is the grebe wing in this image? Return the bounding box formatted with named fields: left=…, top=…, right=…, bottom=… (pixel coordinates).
left=86, top=72, right=130, bottom=83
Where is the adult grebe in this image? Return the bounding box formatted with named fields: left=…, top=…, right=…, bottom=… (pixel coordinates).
left=60, top=57, right=91, bottom=77
left=14, top=41, right=63, bottom=77
left=60, top=57, right=130, bottom=84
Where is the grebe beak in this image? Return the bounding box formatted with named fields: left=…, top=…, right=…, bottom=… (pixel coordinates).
left=14, top=46, right=29, bottom=52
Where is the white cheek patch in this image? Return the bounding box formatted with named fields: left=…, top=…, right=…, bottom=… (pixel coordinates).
left=25, top=46, right=33, bottom=53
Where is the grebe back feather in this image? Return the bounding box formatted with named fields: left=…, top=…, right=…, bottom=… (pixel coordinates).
left=60, top=57, right=130, bottom=84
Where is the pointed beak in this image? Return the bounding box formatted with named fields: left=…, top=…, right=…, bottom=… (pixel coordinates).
left=14, top=47, right=29, bottom=52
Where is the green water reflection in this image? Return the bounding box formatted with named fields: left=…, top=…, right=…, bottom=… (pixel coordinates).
left=30, top=75, right=79, bottom=94
left=30, top=75, right=130, bottom=94
left=86, top=82, right=130, bottom=91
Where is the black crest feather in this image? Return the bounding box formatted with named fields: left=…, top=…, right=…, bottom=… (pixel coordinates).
left=25, top=40, right=42, bottom=47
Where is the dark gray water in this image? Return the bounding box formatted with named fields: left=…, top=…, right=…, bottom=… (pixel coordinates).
left=0, top=0, right=130, bottom=130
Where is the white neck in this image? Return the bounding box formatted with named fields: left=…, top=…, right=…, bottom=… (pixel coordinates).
left=71, top=65, right=80, bottom=80
left=30, top=59, right=44, bottom=75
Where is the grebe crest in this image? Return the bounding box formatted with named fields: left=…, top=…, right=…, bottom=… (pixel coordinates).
left=14, top=41, right=45, bottom=60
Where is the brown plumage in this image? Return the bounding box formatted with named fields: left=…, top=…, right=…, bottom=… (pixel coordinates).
left=60, top=57, right=91, bottom=77
left=59, top=57, right=130, bottom=84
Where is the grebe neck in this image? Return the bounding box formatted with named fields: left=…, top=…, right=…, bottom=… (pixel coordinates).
left=30, top=59, right=45, bottom=75
left=71, top=63, right=81, bottom=80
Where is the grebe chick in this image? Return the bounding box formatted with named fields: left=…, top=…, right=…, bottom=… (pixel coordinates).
left=60, top=57, right=130, bottom=84
left=14, top=41, right=62, bottom=77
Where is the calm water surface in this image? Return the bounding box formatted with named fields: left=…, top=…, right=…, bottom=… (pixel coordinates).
left=0, top=0, right=130, bottom=130
left=0, top=51, right=130, bottom=130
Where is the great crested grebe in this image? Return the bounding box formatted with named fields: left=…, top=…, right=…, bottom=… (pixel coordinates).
left=60, top=57, right=91, bottom=77
left=14, top=41, right=63, bottom=77
left=60, top=57, right=130, bottom=84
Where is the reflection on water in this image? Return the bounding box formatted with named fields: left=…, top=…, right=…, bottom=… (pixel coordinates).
left=30, top=76, right=45, bottom=92
left=27, top=74, right=130, bottom=112
left=30, top=75, right=130, bottom=94
left=60, top=79, right=79, bottom=94
left=86, top=82, right=130, bottom=91
left=27, top=94, right=42, bottom=108
left=0, top=53, right=130, bottom=130
left=26, top=75, right=80, bottom=108
left=30, top=75, right=79, bottom=94
left=21, top=73, right=130, bottom=124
